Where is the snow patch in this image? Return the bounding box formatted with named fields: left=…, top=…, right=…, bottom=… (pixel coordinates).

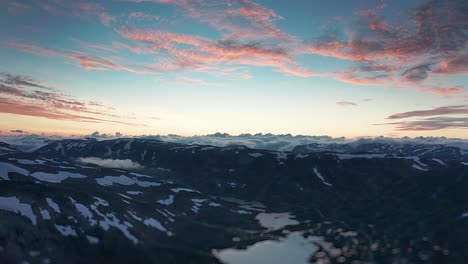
left=90, top=206, right=139, bottom=244
left=55, top=225, right=77, bottom=237
left=157, top=195, right=175, bottom=205
left=15, top=159, right=37, bottom=165
left=126, top=191, right=143, bottom=195
left=0, top=162, right=29, bottom=180
left=171, top=188, right=197, bottom=193
left=96, top=175, right=160, bottom=187
left=143, top=218, right=173, bottom=236
left=0, top=196, right=37, bottom=225
left=432, top=158, right=445, bottom=165
left=46, top=198, right=61, bottom=213
left=30, top=171, right=86, bottom=183
left=127, top=211, right=142, bottom=221
left=200, top=147, right=215, bottom=151
left=86, top=235, right=99, bottom=244
left=313, top=168, right=333, bottom=187
left=70, top=197, right=96, bottom=226
left=39, top=208, right=51, bottom=220
left=412, top=164, right=428, bottom=171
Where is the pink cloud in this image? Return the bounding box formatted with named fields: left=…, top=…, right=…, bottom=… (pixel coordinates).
left=0, top=73, right=141, bottom=126
left=127, top=0, right=289, bottom=41
left=175, top=76, right=223, bottom=87
left=14, top=0, right=464, bottom=98
left=99, top=12, right=117, bottom=27
left=304, top=0, right=467, bottom=96
left=36, top=1, right=115, bottom=27
left=8, top=41, right=140, bottom=73
left=128, top=12, right=168, bottom=23
left=7, top=1, right=31, bottom=15
left=117, top=27, right=337, bottom=77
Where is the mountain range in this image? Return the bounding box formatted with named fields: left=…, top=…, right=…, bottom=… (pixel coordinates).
left=0, top=138, right=467, bottom=263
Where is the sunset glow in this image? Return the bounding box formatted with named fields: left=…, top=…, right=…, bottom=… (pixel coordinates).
left=1, top=0, right=467, bottom=138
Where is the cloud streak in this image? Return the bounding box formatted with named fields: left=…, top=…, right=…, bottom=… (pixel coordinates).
left=382, top=105, right=468, bottom=131
left=336, top=101, right=358, bottom=107
left=387, top=105, right=468, bottom=119
left=7, top=41, right=140, bottom=73
left=0, top=73, right=141, bottom=126
left=118, top=27, right=336, bottom=77
left=386, top=117, right=467, bottom=131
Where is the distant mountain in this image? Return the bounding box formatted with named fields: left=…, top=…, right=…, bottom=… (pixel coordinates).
left=0, top=141, right=20, bottom=155
left=293, top=142, right=468, bottom=162
left=0, top=139, right=466, bottom=263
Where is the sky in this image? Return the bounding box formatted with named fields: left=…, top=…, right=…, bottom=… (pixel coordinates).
left=0, top=0, right=467, bottom=139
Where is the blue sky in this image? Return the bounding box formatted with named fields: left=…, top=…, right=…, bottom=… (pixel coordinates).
left=0, top=0, right=467, bottom=138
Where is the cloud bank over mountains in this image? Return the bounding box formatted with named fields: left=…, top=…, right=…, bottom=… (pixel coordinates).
left=1, top=132, right=467, bottom=153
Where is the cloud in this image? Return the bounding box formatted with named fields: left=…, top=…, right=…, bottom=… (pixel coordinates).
left=381, top=105, right=468, bottom=131
left=386, top=117, right=467, bottom=131
left=432, top=53, right=468, bottom=75
left=106, top=1, right=337, bottom=78
left=0, top=73, right=141, bottom=125
left=401, top=64, right=432, bottom=82
left=7, top=0, right=466, bottom=96
left=78, top=157, right=143, bottom=170
left=336, top=101, right=358, bottom=107
left=10, top=130, right=26, bottom=133
left=0, top=134, right=66, bottom=152
left=386, top=105, right=468, bottom=119
left=0, top=72, right=51, bottom=90
left=127, top=12, right=167, bottom=23
left=174, top=77, right=223, bottom=87
left=6, top=1, right=31, bottom=15
left=99, top=13, right=116, bottom=27
left=142, top=133, right=348, bottom=152
left=304, top=0, right=468, bottom=96
left=35, top=1, right=114, bottom=27
left=127, top=0, right=289, bottom=41
left=7, top=41, right=140, bottom=73
left=118, top=27, right=331, bottom=77
left=0, top=98, right=138, bottom=125
left=87, top=131, right=125, bottom=139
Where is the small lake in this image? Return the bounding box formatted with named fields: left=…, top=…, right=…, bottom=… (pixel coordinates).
left=215, top=232, right=321, bottom=264
left=215, top=208, right=321, bottom=264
